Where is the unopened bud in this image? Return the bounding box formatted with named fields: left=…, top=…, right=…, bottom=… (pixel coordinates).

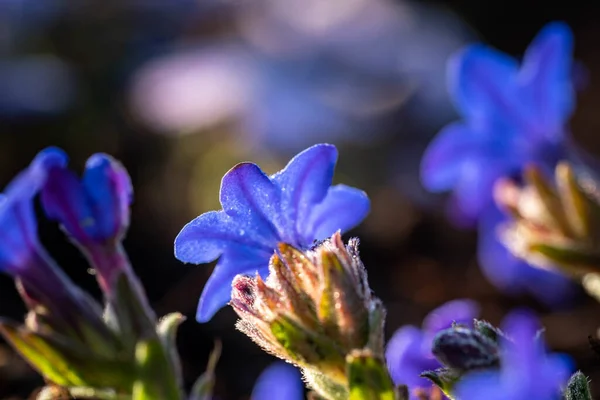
left=431, top=326, right=499, bottom=371
left=230, top=232, right=386, bottom=397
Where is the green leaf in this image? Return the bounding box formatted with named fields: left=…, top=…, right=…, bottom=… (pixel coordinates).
left=0, top=321, right=86, bottom=386
left=346, top=349, right=395, bottom=400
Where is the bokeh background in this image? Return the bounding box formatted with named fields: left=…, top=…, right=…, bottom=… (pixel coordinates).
left=2, top=0, right=600, bottom=398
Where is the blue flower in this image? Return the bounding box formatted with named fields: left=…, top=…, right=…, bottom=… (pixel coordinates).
left=174, top=143, right=370, bottom=322
left=385, top=299, right=479, bottom=399
left=0, top=147, right=66, bottom=277
left=421, top=22, right=574, bottom=223
left=478, top=205, right=577, bottom=306
left=251, top=362, right=304, bottom=400
left=455, top=310, right=573, bottom=400
left=40, top=153, right=133, bottom=245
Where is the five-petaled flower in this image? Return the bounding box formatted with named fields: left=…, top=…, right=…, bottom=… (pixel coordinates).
left=174, top=143, right=370, bottom=322
left=385, top=299, right=479, bottom=399
left=420, top=22, right=578, bottom=304
left=421, top=22, right=574, bottom=223
left=455, top=310, right=573, bottom=400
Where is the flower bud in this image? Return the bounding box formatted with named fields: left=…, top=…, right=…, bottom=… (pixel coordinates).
left=230, top=232, right=388, bottom=397
left=431, top=326, right=499, bottom=372
left=494, top=162, right=600, bottom=278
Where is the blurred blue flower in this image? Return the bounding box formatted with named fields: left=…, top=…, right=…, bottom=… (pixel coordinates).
left=251, top=362, right=303, bottom=400
left=174, top=143, right=370, bottom=322
left=455, top=310, right=573, bottom=400
left=385, top=299, right=479, bottom=399
left=41, top=153, right=133, bottom=245
left=421, top=22, right=574, bottom=223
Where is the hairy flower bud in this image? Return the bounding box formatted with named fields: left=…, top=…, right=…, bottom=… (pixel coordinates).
left=431, top=326, right=499, bottom=371
left=494, top=162, right=600, bottom=278
left=230, top=232, right=389, bottom=398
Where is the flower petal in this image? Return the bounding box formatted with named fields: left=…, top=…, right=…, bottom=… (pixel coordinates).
left=0, top=147, right=67, bottom=271
left=82, top=154, right=133, bottom=240
left=385, top=326, right=437, bottom=391
left=477, top=206, right=577, bottom=305
left=272, top=143, right=337, bottom=247
left=41, top=167, right=93, bottom=242
left=422, top=299, right=480, bottom=335
left=520, top=22, right=574, bottom=133
left=251, top=362, right=304, bottom=400
left=420, top=122, right=482, bottom=191
left=174, top=210, right=273, bottom=265
left=219, top=162, right=281, bottom=243
left=449, top=44, right=520, bottom=124
left=196, top=247, right=269, bottom=322
left=301, top=184, right=370, bottom=244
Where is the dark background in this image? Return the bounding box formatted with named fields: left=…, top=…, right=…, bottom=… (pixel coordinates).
left=2, top=0, right=600, bottom=398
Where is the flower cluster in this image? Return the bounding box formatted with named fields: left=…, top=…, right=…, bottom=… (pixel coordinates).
left=2, top=18, right=600, bottom=400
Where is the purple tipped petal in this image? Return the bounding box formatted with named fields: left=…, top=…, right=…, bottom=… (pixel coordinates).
left=302, top=184, right=370, bottom=244
left=175, top=211, right=274, bottom=265
left=196, top=247, right=268, bottom=322
left=422, top=299, right=480, bottom=335
left=220, top=163, right=281, bottom=243
left=272, top=143, right=337, bottom=246
left=251, top=362, right=303, bottom=400
left=82, top=154, right=133, bottom=240
left=520, top=22, right=574, bottom=131
left=420, top=123, right=481, bottom=191
left=449, top=45, right=519, bottom=124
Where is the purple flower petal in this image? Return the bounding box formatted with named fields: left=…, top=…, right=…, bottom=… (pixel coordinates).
left=385, top=326, right=438, bottom=394
left=520, top=22, right=574, bottom=133
left=82, top=154, right=133, bottom=240
left=175, top=211, right=273, bottom=265
left=251, top=362, right=303, bottom=400
left=477, top=206, right=577, bottom=306
left=220, top=162, right=281, bottom=243
left=448, top=44, right=519, bottom=125
left=196, top=247, right=269, bottom=322
left=420, top=122, right=482, bottom=191
left=422, top=299, right=480, bottom=335
left=302, top=184, right=370, bottom=244
left=0, top=148, right=67, bottom=272
left=272, top=143, right=337, bottom=247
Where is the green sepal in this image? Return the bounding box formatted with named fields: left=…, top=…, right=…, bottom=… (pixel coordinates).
left=529, top=244, right=600, bottom=276
left=420, top=368, right=459, bottom=400
left=132, top=339, right=182, bottom=400
left=189, top=341, right=222, bottom=400
left=346, top=349, right=395, bottom=400
left=564, top=371, right=592, bottom=400
left=303, top=368, right=349, bottom=400
left=157, top=313, right=186, bottom=388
